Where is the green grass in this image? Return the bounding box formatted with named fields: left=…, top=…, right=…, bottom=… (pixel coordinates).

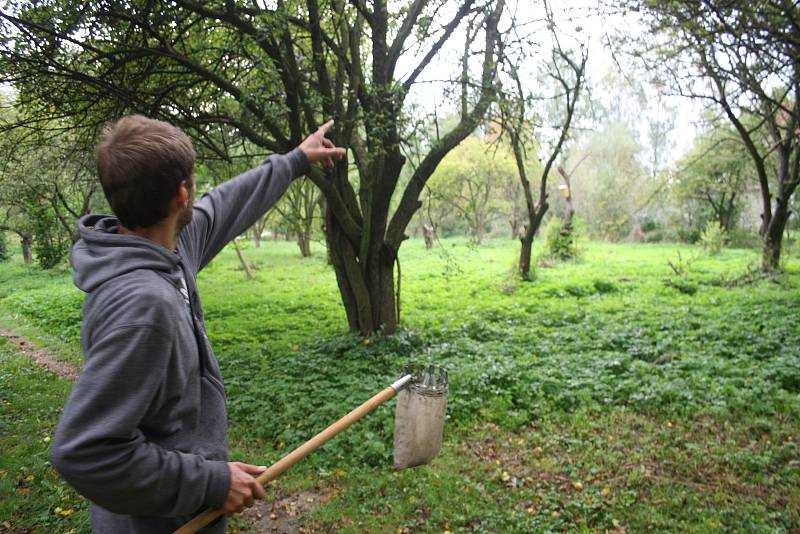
left=0, top=337, right=89, bottom=532
left=0, top=238, right=798, bottom=532
left=0, top=262, right=83, bottom=368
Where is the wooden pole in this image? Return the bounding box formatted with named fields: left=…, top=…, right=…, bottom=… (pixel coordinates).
left=173, top=380, right=406, bottom=534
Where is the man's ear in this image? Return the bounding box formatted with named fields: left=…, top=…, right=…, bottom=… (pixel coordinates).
left=176, top=180, right=191, bottom=207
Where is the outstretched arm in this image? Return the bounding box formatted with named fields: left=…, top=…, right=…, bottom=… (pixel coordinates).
left=180, top=121, right=345, bottom=271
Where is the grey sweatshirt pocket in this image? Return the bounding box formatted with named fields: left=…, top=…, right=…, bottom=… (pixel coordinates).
left=196, top=375, right=228, bottom=461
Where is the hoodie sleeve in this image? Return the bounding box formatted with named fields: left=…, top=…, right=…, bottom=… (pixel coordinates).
left=180, top=148, right=310, bottom=272
left=51, top=323, right=230, bottom=516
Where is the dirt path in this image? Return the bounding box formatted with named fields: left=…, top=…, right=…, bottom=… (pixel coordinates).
left=241, top=486, right=336, bottom=534
left=0, top=328, right=80, bottom=382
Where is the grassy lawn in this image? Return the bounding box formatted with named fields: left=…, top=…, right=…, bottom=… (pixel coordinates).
left=0, top=238, right=798, bottom=532
left=0, top=337, right=89, bottom=533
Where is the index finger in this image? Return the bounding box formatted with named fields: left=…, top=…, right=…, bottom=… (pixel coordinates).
left=317, top=119, right=335, bottom=136
left=237, top=463, right=267, bottom=475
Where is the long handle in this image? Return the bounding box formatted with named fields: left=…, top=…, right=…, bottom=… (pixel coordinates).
left=173, top=375, right=412, bottom=534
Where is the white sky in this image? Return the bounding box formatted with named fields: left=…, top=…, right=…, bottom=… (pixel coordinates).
left=399, top=0, right=704, bottom=168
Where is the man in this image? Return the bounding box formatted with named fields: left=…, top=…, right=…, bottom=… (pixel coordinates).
left=51, top=115, right=345, bottom=533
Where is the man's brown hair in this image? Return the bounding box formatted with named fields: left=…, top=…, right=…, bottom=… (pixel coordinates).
left=96, top=115, right=196, bottom=229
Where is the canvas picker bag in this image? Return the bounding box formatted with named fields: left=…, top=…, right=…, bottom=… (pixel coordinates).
left=393, top=366, right=448, bottom=470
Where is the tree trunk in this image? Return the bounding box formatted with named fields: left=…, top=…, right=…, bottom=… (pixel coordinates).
left=422, top=224, right=436, bottom=249
left=763, top=235, right=782, bottom=271
left=324, top=192, right=399, bottom=335
left=558, top=165, right=575, bottom=231
left=232, top=240, right=256, bottom=280
left=297, top=215, right=314, bottom=258
left=510, top=217, right=520, bottom=240
left=518, top=225, right=535, bottom=281
left=253, top=229, right=261, bottom=248
left=563, top=191, right=575, bottom=230
left=297, top=232, right=312, bottom=257
left=377, top=256, right=397, bottom=333
left=325, top=229, right=398, bottom=335
left=472, top=212, right=485, bottom=245
left=518, top=207, right=547, bottom=280
left=762, top=206, right=790, bottom=271
left=21, top=234, right=33, bottom=264
left=719, top=210, right=732, bottom=234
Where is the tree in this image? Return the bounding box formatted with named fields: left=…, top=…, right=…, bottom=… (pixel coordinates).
left=0, top=205, right=34, bottom=264
left=0, top=229, right=7, bottom=262
left=498, top=29, right=587, bottom=279
left=274, top=177, right=321, bottom=257
left=671, top=123, right=754, bottom=235
left=556, top=152, right=589, bottom=230
left=567, top=121, right=648, bottom=241
left=628, top=0, right=800, bottom=270
left=248, top=213, right=272, bottom=248
left=427, top=136, right=514, bottom=244
left=1, top=0, right=508, bottom=333
left=0, top=107, right=101, bottom=267
left=500, top=170, right=526, bottom=240
left=416, top=194, right=447, bottom=248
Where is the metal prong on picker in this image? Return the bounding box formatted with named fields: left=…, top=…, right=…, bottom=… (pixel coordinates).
left=406, top=364, right=448, bottom=395
left=423, top=365, right=434, bottom=388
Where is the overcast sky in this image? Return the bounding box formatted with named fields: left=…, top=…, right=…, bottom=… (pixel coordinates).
left=400, top=0, right=704, bottom=168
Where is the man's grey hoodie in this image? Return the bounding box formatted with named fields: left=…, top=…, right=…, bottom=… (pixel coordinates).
left=51, top=149, right=309, bottom=534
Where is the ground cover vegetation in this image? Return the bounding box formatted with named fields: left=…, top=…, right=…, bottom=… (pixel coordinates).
left=0, top=238, right=798, bottom=532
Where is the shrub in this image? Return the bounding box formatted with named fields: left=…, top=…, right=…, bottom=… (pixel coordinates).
left=700, top=220, right=727, bottom=255
left=31, top=207, right=70, bottom=269
left=6, top=288, right=84, bottom=343
left=543, top=217, right=578, bottom=261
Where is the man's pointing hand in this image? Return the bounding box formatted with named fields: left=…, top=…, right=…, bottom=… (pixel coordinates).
left=298, top=120, right=346, bottom=169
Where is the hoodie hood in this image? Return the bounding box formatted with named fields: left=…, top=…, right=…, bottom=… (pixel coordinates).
left=71, top=214, right=182, bottom=292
